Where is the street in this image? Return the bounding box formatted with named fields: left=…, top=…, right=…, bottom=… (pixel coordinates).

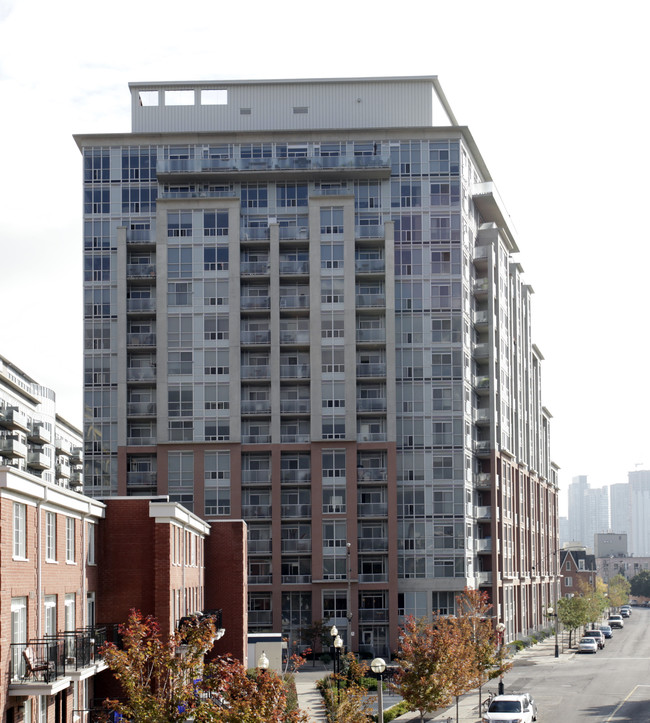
left=500, top=608, right=650, bottom=722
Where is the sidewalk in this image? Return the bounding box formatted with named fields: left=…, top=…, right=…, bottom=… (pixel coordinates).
left=294, top=635, right=575, bottom=723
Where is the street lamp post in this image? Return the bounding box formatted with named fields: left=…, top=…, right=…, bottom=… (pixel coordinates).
left=333, top=634, right=343, bottom=704
left=546, top=607, right=559, bottom=658
left=370, top=657, right=386, bottom=723
left=495, top=622, right=506, bottom=695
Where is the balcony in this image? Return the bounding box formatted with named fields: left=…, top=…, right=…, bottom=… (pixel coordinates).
left=248, top=574, right=273, bottom=585
left=279, top=330, right=310, bottom=345
left=356, top=363, right=386, bottom=378
left=281, top=574, right=311, bottom=584
left=241, top=227, right=270, bottom=241
left=240, top=261, right=270, bottom=276
left=356, top=328, right=386, bottom=344
left=126, top=333, right=157, bottom=348
left=56, top=463, right=71, bottom=480
left=477, top=571, right=493, bottom=585
left=127, top=436, right=156, bottom=446
left=356, top=294, right=385, bottom=309
left=279, top=295, right=309, bottom=310
left=127, top=471, right=157, bottom=487
left=240, top=296, right=271, bottom=310
left=278, top=226, right=309, bottom=240
left=474, top=440, right=491, bottom=457
left=127, top=298, right=156, bottom=313
left=126, top=228, right=153, bottom=244
left=280, top=504, right=311, bottom=518
left=281, top=433, right=310, bottom=444
left=241, top=434, right=272, bottom=444
left=241, top=400, right=272, bottom=415
left=28, top=423, right=51, bottom=445
left=358, top=432, right=387, bottom=443
left=358, top=572, right=388, bottom=583
left=474, top=376, right=490, bottom=395
left=27, top=450, right=50, bottom=470
left=280, top=364, right=310, bottom=379
left=248, top=540, right=272, bottom=554
left=355, top=259, right=385, bottom=274
left=357, top=502, right=388, bottom=518
left=473, top=343, right=491, bottom=361
left=71, top=447, right=83, bottom=465
left=9, top=640, right=65, bottom=691
left=358, top=608, right=389, bottom=623
left=55, top=437, right=73, bottom=456
left=281, top=469, right=310, bottom=483
left=127, top=366, right=156, bottom=382
left=247, top=610, right=273, bottom=626
left=281, top=539, right=311, bottom=553
left=356, top=225, right=385, bottom=239
left=242, top=505, right=272, bottom=518
left=70, top=471, right=83, bottom=489
left=126, top=263, right=156, bottom=280
left=241, top=470, right=271, bottom=484
left=473, top=245, right=490, bottom=268
left=0, top=437, right=28, bottom=458
left=475, top=505, right=492, bottom=520
left=0, top=408, right=29, bottom=432
left=474, top=309, right=489, bottom=328
left=356, top=398, right=387, bottom=413
left=241, top=331, right=271, bottom=345
left=279, top=261, right=309, bottom=275
left=127, top=401, right=157, bottom=417
left=358, top=538, right=388, bottom=552
left=474, top=409, right=491, bottom=425
left=241, top=365, right=271, bottom=380
left=475, top=472, right=492, bottom=489
left=157, top=153, right=391, bottom=182
left=280, top=399, right=310, bottom=414
left=476, top=537, right=493, bottom=553
left=473, top=278, right=490, bottom=297
left=357, top=468, right=387, bottom=482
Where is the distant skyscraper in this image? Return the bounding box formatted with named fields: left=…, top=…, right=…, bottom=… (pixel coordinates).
left=628, top=470, right=650, bottom=556
left=567, top=475, right=609, bottom=553
left=609, top=482, right=631, bottom=536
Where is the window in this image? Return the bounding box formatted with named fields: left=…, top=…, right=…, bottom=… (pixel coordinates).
left=203, top=246, right=228, bottom=271
left=13, top=503, right=26, bottom=559
left=168, top=282, right=192, bottom=306
left=241, top=184, right=268, bottom=209
left=87, top=522, right=96, bottom=564
left=66, top=518, right=75, bottom=563
left=277, top=183, right=308, bottom=207
left=168, top=247, right=192, bottom=278
left=565, top=576, right=573, bottom=587
left=320, top=207, right=344, bottom=235
left=203, top=211, right=229, bottom=236
left=167, top=211, right=192, bottom=237
left=46, top=511, right=56, bottom=561
left=44, top=595, right=57, bottom=636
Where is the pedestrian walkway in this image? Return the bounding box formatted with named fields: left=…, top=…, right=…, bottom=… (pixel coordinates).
left=294, top=635, right=576, bottom=722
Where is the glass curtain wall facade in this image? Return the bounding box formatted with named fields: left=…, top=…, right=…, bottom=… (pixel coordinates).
left=77, top=77, right=558, bottom=653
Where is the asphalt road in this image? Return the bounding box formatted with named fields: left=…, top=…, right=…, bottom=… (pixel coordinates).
left=500, top=607, right=650, bottom=722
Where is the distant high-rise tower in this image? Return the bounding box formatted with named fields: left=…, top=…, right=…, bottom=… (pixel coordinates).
left=567, top=475, right=609, bottom=552
left=609, top=482, right=631, bottom=536
left=76, top=76, right=558, bottom=649
left=628, top=470, right=650, bottom=555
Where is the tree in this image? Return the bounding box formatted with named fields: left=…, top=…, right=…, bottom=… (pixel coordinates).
left=556, top=596, right=589, bottom=647
left=630, top=570, right=650, bottom=598
left=608, top=574, right=631, bottom=608
left=392, top=614, right=473, bottom=723
left=100, top=610, right=308, bottom=723
left=455, top=588, right=511, bottom=702
left=301, top=619, right=330, bottom=666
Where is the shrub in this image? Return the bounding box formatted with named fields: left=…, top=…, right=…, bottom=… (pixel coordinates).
left=379, top=701, right=411, bottom=722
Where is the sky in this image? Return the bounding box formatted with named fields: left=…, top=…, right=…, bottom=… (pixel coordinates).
left=1, top=0, right=649, bottom=513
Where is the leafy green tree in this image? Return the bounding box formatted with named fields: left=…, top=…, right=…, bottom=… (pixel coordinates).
left=100, top=610, right=308, bottom=723
left=301, top=618, right=330, bottom=666
left=630, top=570, right=650, bottom=598
left=556, top=596, right=589, bottom=647
left=608, top=574, right=631, bottom=608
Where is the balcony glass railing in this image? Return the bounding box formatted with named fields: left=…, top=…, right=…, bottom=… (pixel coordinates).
left=242, top=505, right=272, bottom=518
left=279, top=330, right=310, bottom=344
left=356, top=328, right=386, bottom=343
left=356, top=294, right=385, bottom=308
left=127, top=367, right=156, bottom=381
left=241, top=227, right=270, bottom=241
left=280, top=364, right=310, bottom=379
left=281, top=433, right=310, bottom=443
left=356, top=398, right=387, bottom=412
left=127, top=471, right=157, bottom=486
left=126, top=264, right=156, bottom=278
left=242, top=434, right=272, bottom=444
left=355, top=259, right=385, bottom=273
left=127, top=298, right=156, bottom=313
left=356, top=363, right=386, bottom=377
left=281, top=574, right=312, bottom=584
left=241, top=469, right=271, bottom=483
left=357, top=503, right=388, bottom=517
left=241, top=400, right=272, bottom=414
left=241, top=261, right=270, bottom=275
left=280, top=504, right=312, bottom=518
left=278, top=226, right=309, bottom=240
left=241, top=331, right=271, bottom=344
left=280, top=400, right=310, bottom=414
left=281, top=539, right=311, bottom=553
left=279, top=261, right=309, bottom=274
left=355, top=225, right=384, bottom=239
left=358, top=608, right=389, bottom=623
left=240, top=296, right=271, bottom=309
left=241, top=365, right=271, bottom=379
left=248, top=540, right=272, bottom=554
left=357, top=468, right=387, bottom=482
left=127, top=333, right=157, bottom=347
left=127, top=402, right=157, bottom=416
left=358, top=538, right=388, bottom=551
left=279, top=295, right=309, bottom=309
left=281, top=469, right=310, bottom=483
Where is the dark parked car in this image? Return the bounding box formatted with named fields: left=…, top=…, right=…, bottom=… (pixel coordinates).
left=598, top=624, right=613, bottom=639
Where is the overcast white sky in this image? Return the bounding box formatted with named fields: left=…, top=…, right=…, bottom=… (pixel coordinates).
left=1, top=0, right=648, bottom=512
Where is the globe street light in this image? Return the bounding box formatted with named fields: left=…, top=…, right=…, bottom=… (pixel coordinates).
left=333, top=635, right=344, bottom=704
left=547, top=606, right=559, bottom=658
left=257, top=651, right=269, bottom=671
left=370, top=657, right=387, bottom=723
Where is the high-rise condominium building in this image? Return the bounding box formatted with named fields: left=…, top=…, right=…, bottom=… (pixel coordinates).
left=567, top=475, right=609, bottom=553
left=628, top=469, right=650, bottom=556
left=76, top=76, right=558, bottom=652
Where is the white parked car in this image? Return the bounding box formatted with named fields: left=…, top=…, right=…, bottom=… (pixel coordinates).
left=578, top=637, right=598, bottom=653
left=482, top=693, right=538, bottom=722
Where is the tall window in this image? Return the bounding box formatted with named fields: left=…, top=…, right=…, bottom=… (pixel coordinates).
left=46, top=511, right=56, bottom=561
left=87, top=522, right=96, bottom=564
left=44, top=595, right=57, bottom=636
left=13, top=503, right=26, bottom=559
left=66, top=518, right=75, bottom=563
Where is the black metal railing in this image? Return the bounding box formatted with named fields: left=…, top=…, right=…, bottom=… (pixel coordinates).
left=10, top=639, right=65, bottom=684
